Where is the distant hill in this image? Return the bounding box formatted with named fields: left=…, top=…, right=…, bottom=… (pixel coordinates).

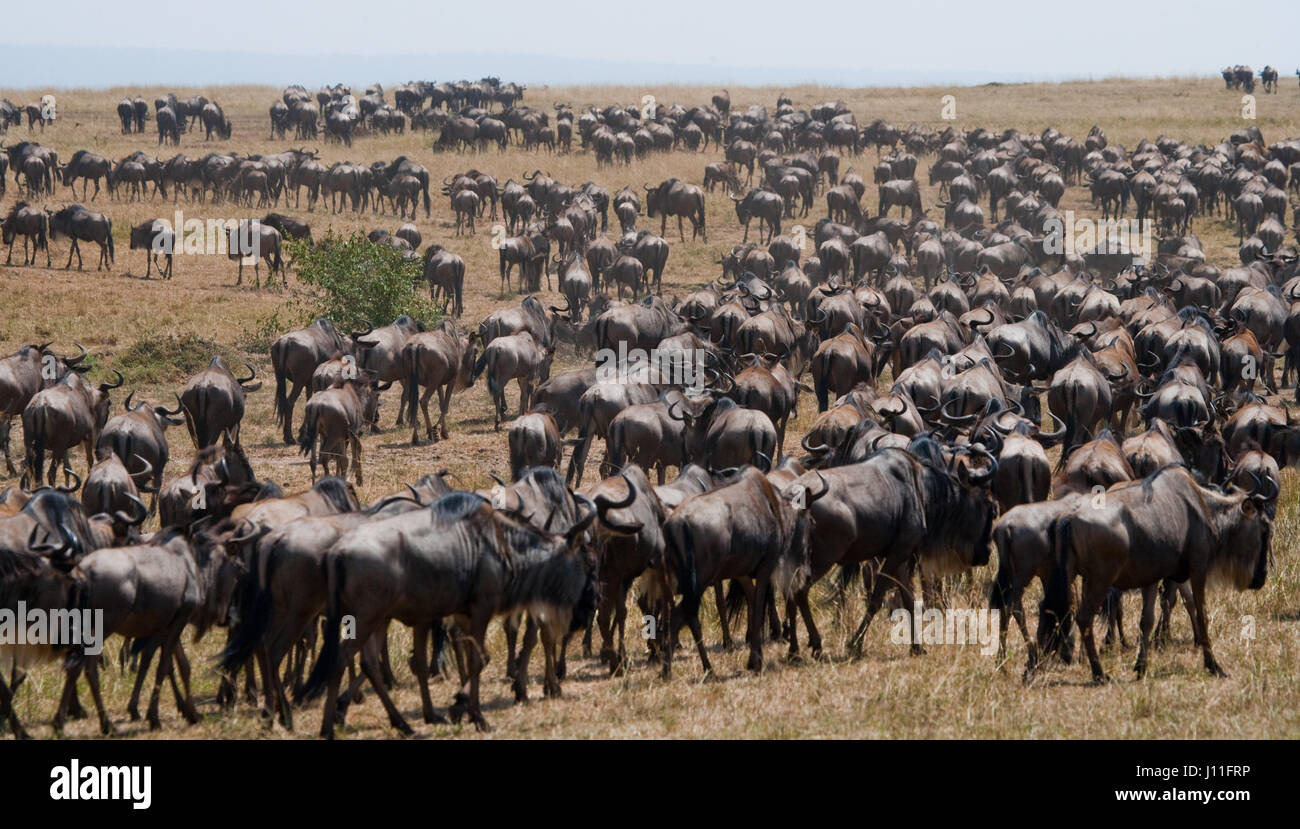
left=4, top=44, right=1125, bottom=91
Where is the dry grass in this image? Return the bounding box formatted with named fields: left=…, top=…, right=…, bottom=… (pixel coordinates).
left=2, top=78, right=1299, bottom=739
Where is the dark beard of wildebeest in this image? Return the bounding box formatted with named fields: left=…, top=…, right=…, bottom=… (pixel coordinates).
left=22, top=368, right=124, bottom=489
left=271, top=318, right=356, bottom=445
left=215, top=476, right=449, bottom=730
left=1039, top=465, right=1271, bottom=683
left=0, top=491, right=100, bottom=739
left=180, top=357, right=261, bottom=449
left=781, top=439, right=996, bottom=660
left=653, top=465, right=818, bottom=678
left=2, top=202, right=51, bottom=267
left=47, top=205, right=114, bottom=271
left=297, top=491, right=603, bottom=738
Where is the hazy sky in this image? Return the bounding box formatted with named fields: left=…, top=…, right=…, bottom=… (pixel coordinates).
left=6, top=0, right=1299, bottom=84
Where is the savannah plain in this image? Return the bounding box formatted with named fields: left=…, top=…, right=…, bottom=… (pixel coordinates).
left=1, top=77, right=1298, bottom=738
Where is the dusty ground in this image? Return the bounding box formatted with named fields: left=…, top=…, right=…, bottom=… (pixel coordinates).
left=1, top=78, right=1298, bottom=739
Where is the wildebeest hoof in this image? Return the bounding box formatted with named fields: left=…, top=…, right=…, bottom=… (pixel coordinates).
left=1090, top=672, right=1113, bottom=685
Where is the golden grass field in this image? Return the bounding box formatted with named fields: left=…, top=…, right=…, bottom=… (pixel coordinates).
left=1, top=77, right=1298, bottom=739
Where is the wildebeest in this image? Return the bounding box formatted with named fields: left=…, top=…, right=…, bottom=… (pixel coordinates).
left=128, top=219, right=175, bottom=278
left=1041, top=466, right=1271, bottom=682
left=227, top=220, right=284, bottom=287
left=271, top=318, right=352, bottom=444
left=424, top=245, right=466, bottom=317
left=656, top=465, right=816, bottom=677
left=48, top=204, right=114, bottom=271
left=645, top=178, right=707, bottom=242
left=179, top=357, right=261, bottom=449
left=300, top=491, right=600, bottom=737
left=472, top=331, right=555, bottom=430
left=403, top=321, right=478, bottom=444
left=298, top=374, right=388, bottom=484
left=2, top=202, right=50, bottom=266
left=21, top=368, right=124, bottom=487
left=61, top=151, right=112, bottom=200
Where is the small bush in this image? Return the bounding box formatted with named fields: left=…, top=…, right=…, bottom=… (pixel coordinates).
left=283, top=232, right=439, bottom=333
left=115, top=334, right=243, bottom=385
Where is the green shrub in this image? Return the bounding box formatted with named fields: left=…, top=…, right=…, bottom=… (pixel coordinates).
left=283, top=231, right=438, bottom=333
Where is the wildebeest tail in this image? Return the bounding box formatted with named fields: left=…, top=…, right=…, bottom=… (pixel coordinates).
left=989, top=523, right=1013, bottom=611
left=106, top=220, right=115, bottom=262
left=24, top=407, right=46, bottom=487
left=723, top=579, right=747, bottom=627
left=405, top=345, right=421, bottom=427
left=272, top=351, right=289, bottom=428
left=216, top=544, right=273, bottom=675
left=1041, top=516, right=1076, bottom=655
left=297, top=552, right=345, bottom=704
left=297, top=402, right=319, bottom=456
left=471, top=348, right=489, bottom=385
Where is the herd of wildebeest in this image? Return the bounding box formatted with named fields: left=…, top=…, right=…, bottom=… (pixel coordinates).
left=2, top=74, right=1300, bottom=739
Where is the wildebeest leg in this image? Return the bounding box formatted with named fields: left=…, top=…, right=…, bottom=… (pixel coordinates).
left=1076, top=576, right=1112, bottom=684
left=448, top=610, right=493, bottom=732
left=129, top=643, right=157, bottom=719
left=746, top=573, right=771, bottom=672
left=1153, top=580, right=1179, bottom=648
left=256, top=643, right=290, bottom=729
left=503, top=611, right=521, bottom=680
left=512, top=616, right=539, bottom=702
left=409, top=625, right=446, bottom=725
left=282, top=382, right=304, bottom=444
left=378, top=625, right=396, bottom=689
left=1189, top=574, right=1227, bottom=678
left=766, top=591, right=782, bottom=642
left=359, top=635, right=413, bottom=735
left=53, top=657, right=87, bottom=734
left=848, top=551, right=913, bottom=655
left=0, top=671, right=32, bottom=740
left=540, top=622, right=564, bottom=698
left=349, top=433, right=363, bottom=486
left=0, top=419, right=14, bottom=475
left=168, top=641, right=200, bottom=724
left=714, top=582, right=733, bottom=649
left=1132, top=584, right=1158, bottom=678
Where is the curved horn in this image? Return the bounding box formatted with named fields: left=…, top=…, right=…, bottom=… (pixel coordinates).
left=63, top=343, right=89, bottom=366
left=54, top=467, right=82, bottom=493
left=801, top=432, right=830, bottom=454
left=940, top=398, right=978, bottom=425
left=113, top=492, right=149, bottom=526
left=99, top=369, right=125, bottom=391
